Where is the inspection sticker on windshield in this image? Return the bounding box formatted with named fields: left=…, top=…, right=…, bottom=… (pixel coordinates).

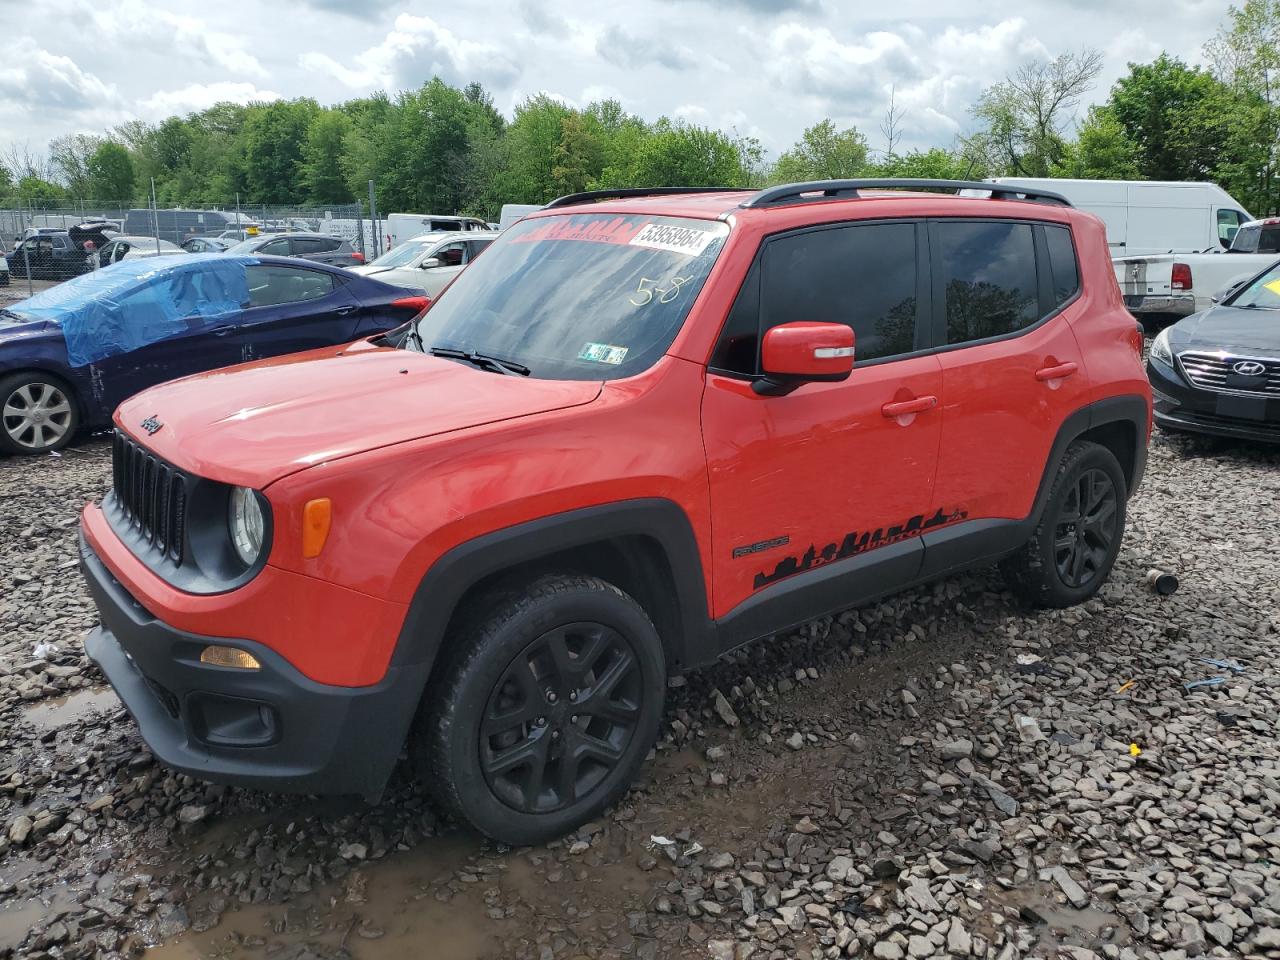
left=578, top=342, right=629, bottom=365
left=629, top=223, right=718, bottom=257
left=1265, top=279, right=1280, bottom=296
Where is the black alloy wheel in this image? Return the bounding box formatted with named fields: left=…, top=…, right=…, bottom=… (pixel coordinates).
left=1052, top=468, right=1119, bottom=588
left=480, top=622, right=643, bottom=814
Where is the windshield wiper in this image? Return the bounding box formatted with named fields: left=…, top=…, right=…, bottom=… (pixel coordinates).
left=0, top=309, right=27, bottom=322
left=428, top=346, right=530, bottom=377
left=402, top=322, right=426, bottom=352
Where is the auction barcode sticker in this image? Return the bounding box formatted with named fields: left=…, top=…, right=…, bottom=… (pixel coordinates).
left=629, top=223, right=718, bottom=257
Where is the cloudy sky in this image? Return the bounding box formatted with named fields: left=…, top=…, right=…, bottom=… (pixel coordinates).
left=0, top=0, right=1229, bottom=161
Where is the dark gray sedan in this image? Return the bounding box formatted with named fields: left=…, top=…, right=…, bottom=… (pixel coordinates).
left=222, top=232, right=365, bottom=267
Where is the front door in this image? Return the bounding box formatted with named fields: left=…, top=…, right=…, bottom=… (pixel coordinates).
left=701, top=219, right=946, bottom=628
left=924, top=219, right=1090, bottom=574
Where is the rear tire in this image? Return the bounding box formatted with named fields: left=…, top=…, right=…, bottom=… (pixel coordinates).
left=1000, top=441, right=1126, bottom=608
left=0, top=372, right=79, bottom=456
left=414, top=574, right=666, bottom=845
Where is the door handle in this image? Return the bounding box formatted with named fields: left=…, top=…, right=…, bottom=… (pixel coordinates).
left=1035, top=361, right=1078, bottom=382
left=210, top=325, right=237, bottom=337
left=881, top=395, right=937, bottom=418
left=335, top=306, right=356, bottom=316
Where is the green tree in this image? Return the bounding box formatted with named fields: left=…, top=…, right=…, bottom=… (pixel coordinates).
left=625, top=120, right=750, bottom=187
left=968, top=50, right=1104, bottom=176
left=502, top=95, right=575, bottom=201
left=0, top=163, right=11, bottom=195
left=551, top=113, right=603, bottom=195
left=872, top=147, right=977, bottom=180
left=1052, top=106, right=1141, bottom=179
left=771, top=120, right=869, bottom=183
left=49, top=134, right=102, bottom=196
left=301, top=109, right=354, bottom=203
left=1108, top=55, right=1233, bottom=180
left=15, top=175, right=67, bottom=207
left=86, top=141, right=136, bottom=200
left=240, top=99, right=320, bottom=203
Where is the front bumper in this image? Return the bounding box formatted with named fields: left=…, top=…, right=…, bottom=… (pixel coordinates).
left=1124, top=293, right=1196, bottom=317
left=80, top=533, right=429, bottom=798
left=1147, top=357, right=1280, bottom=443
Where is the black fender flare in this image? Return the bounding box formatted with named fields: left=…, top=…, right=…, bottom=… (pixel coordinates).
left=389, top=498, right=717, bottom=678
left=1032, top=393, right=1149, bottom=516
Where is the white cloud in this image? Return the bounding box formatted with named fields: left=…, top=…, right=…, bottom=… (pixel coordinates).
left=141, top=82, right=282, bottom=117
left=83, top=0, right=267, bottom=78
left=301, top=13, right=518, bottom=92
left=0, top=38, right=117, bottom=113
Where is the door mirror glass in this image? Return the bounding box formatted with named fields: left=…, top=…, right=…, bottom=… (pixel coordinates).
left=420, top=257, right=442, bottom=269
left=756, top=321, right=854, bottom=394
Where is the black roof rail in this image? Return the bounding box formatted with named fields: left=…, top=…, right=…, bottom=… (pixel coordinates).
left=544, top=187, right=734, bottom=209
left=740, top=178, right=1073, bottom=209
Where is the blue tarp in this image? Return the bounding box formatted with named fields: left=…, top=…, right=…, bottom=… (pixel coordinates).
left=13, top=254, right=254, bottom=367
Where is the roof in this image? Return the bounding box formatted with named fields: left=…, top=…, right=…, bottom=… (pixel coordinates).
left=525, top=180, right=1076, bottom=224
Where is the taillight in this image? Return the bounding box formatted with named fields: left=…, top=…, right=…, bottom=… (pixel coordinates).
left=1171, top=262, right=1192, bottom=291
left=391, top=295, right=431, bottom=316
left=350, top=251, right=365, bottom=263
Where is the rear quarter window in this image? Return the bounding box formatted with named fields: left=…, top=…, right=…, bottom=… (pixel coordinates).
left=1044, top=224, right=1080, bottom=307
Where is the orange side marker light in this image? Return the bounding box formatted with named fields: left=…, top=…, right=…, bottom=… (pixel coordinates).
left=302, top=498, right=332, bottom=559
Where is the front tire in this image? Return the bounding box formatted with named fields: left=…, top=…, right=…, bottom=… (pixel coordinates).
left=415, top=574, right=666, bottom=844
left=1000, top=441, right=1126, bottom=608
left=0, top=372, right=79, bottom=456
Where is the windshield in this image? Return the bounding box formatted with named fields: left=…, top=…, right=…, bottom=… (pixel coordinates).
left=223, top=237, right=266, bottom=255
left=369, top=240, right=432, bottom=268
left=1228, top=262, right=1280, bottom=309
left=413, top=213, right=729, bottom=380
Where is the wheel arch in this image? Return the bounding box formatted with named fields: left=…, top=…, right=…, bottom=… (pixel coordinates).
left=390, top=499, right=717, bottom=683
left=1032, top=395, right=1149, bottom=524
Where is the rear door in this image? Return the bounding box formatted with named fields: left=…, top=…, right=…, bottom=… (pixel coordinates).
left=702, top=219, right=944, bottom=623
left=228, top=263, right=361, bottom=362
left=923, top=219, right=1089, bottom=576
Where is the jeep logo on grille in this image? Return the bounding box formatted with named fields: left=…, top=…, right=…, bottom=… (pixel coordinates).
left=140, top=415, right=163, bottom=435
left=1232, top=360, right=1266, bottom=377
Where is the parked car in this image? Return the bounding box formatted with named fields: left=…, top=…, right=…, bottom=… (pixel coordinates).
left=181, top=237, right=234, bottom=253
left=0, top=254, right=428, bottom=455
left=5, top=227, right=107, bottom=280
left=122, top=208, right=241, bottom=241
left=77, top=180, right=1151, bottom=844
left=347, top=231, right=496, bottom=296
left=1147, top=257, right=1280, bottom=442
left=223, top=232, right=365, bottom=266
left=988, top=178, right=1252, bottom=256
left=97, top=236, right=186, bottom=265
left=0, top=250, right=8, bottom=287
left=1113, top=216, right=1280, bottom=321
left=384, top=213, right=490, bottom=248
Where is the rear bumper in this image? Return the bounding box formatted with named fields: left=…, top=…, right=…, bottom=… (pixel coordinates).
left=1147, top=357, right=1280, bottom=443
left=1124, top=293, right=1196, bottom=317
left=80, top=533, right=429, bottom=798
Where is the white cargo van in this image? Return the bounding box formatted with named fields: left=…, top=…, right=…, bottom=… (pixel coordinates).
left=499, top=204, right=543, bottom=231
left=987, top=178, right=1252, bottom=256
left=384, top=214, right=490, bottom=249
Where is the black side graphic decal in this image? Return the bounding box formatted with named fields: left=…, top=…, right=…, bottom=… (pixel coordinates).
left=753, top=506, right=968, bottom=590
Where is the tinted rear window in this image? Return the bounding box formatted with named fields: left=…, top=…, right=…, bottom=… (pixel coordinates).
left=1044, top=224, right=1080, bottom=306
left=938, top=221, right=1038, bottom=344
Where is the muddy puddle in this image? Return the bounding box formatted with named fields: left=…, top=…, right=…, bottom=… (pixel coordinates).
left=22, top=685, right=120, bottom=730
left=997, top=883, right=1128, bottom=948
left=141, top=750, right=729, bottom=959
left=0, top=887, right=78, bottom=954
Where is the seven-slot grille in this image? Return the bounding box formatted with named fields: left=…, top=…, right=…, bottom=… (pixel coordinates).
left=111, top=430, right=187, bottom=564
left=1178, top=351, right=1280, bottom=395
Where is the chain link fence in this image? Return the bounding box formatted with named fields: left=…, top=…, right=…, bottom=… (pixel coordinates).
left=0, top=199, right=372, bottom=256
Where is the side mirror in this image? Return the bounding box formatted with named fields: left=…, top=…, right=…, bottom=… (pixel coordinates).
left=420, top=257, right=442, bottom=269
left=755, top=322, right=854, bottom=395
left=1211, top=280, right=1246, bottom=304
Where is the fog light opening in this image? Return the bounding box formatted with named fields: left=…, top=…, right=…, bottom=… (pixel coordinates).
left=199, top=645, right=262, bottom=670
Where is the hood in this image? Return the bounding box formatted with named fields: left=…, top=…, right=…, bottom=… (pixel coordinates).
left=0, top=313, right=57, bottom=345
left=1172, top=304, right=1280, bottom=354
left=116, top=341, right=602, bottom=488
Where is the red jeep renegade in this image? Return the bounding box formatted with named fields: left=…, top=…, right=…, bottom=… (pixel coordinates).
left=80, top=180, right=1151, bottom=843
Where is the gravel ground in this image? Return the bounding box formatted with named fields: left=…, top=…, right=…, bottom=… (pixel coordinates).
left=1, top=427, right=1278, bottom=960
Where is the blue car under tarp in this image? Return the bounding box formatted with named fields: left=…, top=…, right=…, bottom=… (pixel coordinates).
left=12, top=255, right=254, bottom=367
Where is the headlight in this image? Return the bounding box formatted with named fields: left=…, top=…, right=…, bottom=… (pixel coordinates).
left=1149, top=328, right=1173, bottom=366
left=229, top=486, right=266, bottom=566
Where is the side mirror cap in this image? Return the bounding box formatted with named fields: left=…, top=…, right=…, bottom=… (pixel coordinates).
left=755, top=321, right=854, bottom=395
left=420, top=257, right=442, bottom=269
